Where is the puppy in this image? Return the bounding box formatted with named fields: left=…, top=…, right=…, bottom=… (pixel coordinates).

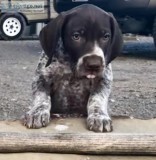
left=23, top=4, right=123, bottom=132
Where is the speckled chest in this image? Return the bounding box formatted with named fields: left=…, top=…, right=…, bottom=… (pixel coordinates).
left=51, top=74, right=93, bottom=115
left=48, top=60, right=93, bottom=114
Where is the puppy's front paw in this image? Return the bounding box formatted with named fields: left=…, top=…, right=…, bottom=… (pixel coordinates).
left=23, top=108, right=50, bottom=129
left=87, top=114, right=112, bottom=132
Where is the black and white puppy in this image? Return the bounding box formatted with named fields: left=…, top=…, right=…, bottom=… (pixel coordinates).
left=23, top=4, right=123, bottom=132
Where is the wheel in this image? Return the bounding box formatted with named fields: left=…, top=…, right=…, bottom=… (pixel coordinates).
left=0, top=13, right=26, bottom=40
left=153, top=17, right=156, bottom=47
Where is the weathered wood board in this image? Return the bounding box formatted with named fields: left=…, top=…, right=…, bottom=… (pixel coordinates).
left=0, top=118, right=155, bottom=155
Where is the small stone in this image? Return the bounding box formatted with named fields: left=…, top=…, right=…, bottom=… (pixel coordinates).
left=110, top=99, right=115, bottom=103
left=55, top=125, right=68, bottom=131
left=22, top=66, right=27, bottom=70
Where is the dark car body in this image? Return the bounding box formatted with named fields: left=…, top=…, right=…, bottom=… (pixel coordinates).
left=53, top=0, right=156, bottom=41
left=54, top=0, right=155, bottom=16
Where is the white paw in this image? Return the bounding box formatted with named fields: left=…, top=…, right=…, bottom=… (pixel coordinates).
left=23, top=108, right=50, bottom=129
left=87, top=113, right=112, bottom=132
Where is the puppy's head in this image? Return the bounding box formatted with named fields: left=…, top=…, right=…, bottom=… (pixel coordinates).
left=39, top=4, right=123, bottom=79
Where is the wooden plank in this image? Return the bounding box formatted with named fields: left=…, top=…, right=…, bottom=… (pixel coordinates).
left=0, top=132, right=155, bottom=155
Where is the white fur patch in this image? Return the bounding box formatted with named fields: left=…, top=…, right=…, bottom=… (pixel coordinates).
left=87, top=64, right=113, bottom=115
left=77, top=43, right=105, bottom=71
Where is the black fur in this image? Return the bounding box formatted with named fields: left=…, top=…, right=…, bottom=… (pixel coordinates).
left=39, top=4, right=123, bottom=66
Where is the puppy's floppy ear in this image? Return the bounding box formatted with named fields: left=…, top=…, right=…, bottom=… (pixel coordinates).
left=39, top=13, right=66, bottom=67
left=106, top=13, right=123, bottom=64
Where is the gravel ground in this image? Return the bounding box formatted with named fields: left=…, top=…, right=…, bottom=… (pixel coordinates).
left=0, top=37, right=156, bottom=120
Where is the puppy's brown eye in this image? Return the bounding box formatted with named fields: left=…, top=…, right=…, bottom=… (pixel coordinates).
left=72, top=32, right=80, bottom=41
left=102, top=33, right=110, bottom=40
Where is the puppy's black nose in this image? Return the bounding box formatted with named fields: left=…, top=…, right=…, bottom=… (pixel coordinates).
left=83, top=55, right=102, bottom=71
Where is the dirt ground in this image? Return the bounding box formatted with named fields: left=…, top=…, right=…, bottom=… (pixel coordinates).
left=0, top=36, right=156, bottom=120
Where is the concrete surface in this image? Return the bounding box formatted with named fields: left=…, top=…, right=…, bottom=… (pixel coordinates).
left=0, top=37, right=156, bottom=120
left=0, top=118, right=156, bottom=133
left=0, top=153, right=156, bottom=160
left=0, top=154, right=155, bottom=160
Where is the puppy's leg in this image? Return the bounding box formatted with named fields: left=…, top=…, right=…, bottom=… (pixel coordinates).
left=23, top=53, right=52, bottom=129
left=87, top=64, right=113, bottom=132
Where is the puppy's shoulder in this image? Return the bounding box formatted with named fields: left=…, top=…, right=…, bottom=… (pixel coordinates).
left=103, top=63, right=113, bottom=85
left=35, top=51, right=48, bottom=74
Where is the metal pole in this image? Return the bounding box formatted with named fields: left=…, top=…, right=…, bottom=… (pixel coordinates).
left=47, top=0, right=51, bottom=20
left=8, top=0, right=11, bottom=9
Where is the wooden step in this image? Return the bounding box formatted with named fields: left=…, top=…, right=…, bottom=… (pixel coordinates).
left=0, top=118, right=155, bottom=155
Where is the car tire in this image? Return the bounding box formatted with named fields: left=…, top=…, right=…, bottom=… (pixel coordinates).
left=153, top=17, right=156, bottom=47
left=0, top=13, right=26, bottom=40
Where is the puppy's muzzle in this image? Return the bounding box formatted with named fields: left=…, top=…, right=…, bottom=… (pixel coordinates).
left=82, top=55, right=103, bottom=79
left=84, top=55, right=102, bottom=71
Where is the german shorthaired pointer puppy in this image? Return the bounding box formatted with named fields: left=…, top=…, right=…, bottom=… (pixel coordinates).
left=23, top=4, right=123, bottom=132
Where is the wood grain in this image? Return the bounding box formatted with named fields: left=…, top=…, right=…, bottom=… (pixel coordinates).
left=0, top=132, right=155, bottom=155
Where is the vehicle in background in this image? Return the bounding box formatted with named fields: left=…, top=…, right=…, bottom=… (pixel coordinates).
left=0, top=0, right=57, bottom=40
left=54, top=0, right=156, bottom=47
